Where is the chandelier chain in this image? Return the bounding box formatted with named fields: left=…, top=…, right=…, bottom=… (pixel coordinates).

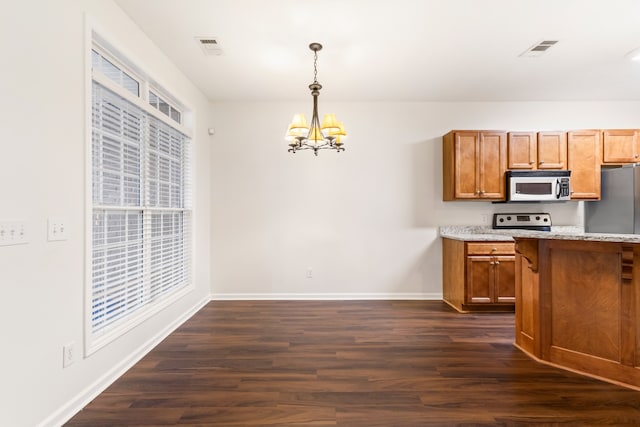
left=313, top=50, right=318, bottom=84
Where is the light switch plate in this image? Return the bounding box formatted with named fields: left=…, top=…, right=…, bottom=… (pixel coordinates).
left=63, top=341, right=76, bottom=368
left=0, top=221, right=28, bottom=246
left=47, top=217, right=68, bottom=241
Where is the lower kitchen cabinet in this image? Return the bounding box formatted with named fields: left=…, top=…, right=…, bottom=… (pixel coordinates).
left=442, top=238, right=515, bottom=312
left=467, top=254, right=515, bottom=304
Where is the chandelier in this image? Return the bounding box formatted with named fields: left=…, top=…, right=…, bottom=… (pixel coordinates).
left=286, top=43, right=346, bottom=155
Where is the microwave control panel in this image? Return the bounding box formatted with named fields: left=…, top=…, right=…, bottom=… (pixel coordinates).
left=492, top=213, right=551, bottom=230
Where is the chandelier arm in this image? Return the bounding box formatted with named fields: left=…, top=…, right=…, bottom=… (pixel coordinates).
left=295, top=141, right=343, bottom=152
left=302, top=140, right=327, bottom=149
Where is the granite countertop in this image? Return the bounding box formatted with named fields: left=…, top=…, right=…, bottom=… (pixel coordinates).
left=439, top=225, right=640, bottom=244
left=439, top=226, right=514, bottom=242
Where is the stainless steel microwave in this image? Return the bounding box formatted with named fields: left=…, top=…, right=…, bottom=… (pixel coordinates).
left=506, top=170, right=571, bottom=202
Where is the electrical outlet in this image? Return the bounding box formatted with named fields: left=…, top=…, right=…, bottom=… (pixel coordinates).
left=63, top=342, right=76, bottom=368
left=0, top=221, right=28, bottom=246
left=306, top=268, right=313, bottom=279
left=48, top=217, right=68, bottom=241
left=481, top=214, right=490, bottom=225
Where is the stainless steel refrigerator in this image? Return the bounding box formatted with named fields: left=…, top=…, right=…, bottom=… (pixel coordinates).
left=585, top=164, right=640, bottom=234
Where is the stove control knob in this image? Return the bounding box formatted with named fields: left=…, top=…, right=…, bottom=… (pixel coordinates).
left=536, top=216, right=540, bottom=220
left=507, top=216, right=512, bottom=221
left=499, top=218, right=504, bottom=222
left=544, top=218, right=548, bottom=222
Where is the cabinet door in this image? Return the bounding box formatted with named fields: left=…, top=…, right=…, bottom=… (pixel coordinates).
left=537, top=132, right=567, bottom=169
left=478, top=131, right=507, bottom=199
left=508, top=132, right=536, bottom=169
left=466, top=256, right=493, bottom=303
left=602, top=130, right=639, bottom=164
left=494, top=256, right=515, bottom=303
left=567, top=130, right=601, bottom=200
left=453, top=131, right=481, bottom=199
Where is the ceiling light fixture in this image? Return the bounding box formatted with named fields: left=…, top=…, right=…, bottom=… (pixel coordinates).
left=286, top=43, right=346, bottom=156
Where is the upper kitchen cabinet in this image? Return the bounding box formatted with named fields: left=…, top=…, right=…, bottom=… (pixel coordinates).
left=602, top=129, right=640, bottom=164
left=567, top=130, right=601, bottom=200
left=507, top=131, right=567, bottom=170
left=537, top=131, right=567, bottom=169
left=507, top=132, right=536, bottom=169
left=443, top=130, right=507, bottom=201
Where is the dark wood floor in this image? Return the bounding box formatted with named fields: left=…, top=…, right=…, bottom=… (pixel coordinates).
left=66, top=300, right=640, bottom=426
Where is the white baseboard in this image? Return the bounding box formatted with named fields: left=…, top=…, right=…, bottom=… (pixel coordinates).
left=40, top=294, right=211, bottom=427
left=210, top=292, right=443, bottom=300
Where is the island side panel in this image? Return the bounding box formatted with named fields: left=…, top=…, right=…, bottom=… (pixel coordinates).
left=442, top=238, right=465, bottom=312
left=515, top=250, right=541, bottom=358
left=540, top=240, right=640, bottom=388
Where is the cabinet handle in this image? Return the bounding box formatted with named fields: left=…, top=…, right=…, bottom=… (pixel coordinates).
left=489, top=261, right=495, bottom=265
left=491, top=247, right=497, bottom=252
left=539, top=160, right=545, bottom=165
left=495, top=261, right=500, bottom=265
left=635, top=154, right=638, bottom=158
left=529, top=161, right=535, bottom=164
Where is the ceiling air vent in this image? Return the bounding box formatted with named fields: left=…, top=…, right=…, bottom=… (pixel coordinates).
left=519, top=40, right=559, bottom=58
left=196, top=37, right=223, bottom=56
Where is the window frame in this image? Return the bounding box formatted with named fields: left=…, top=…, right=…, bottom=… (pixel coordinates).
left=85, top=32, right=194, bottom=356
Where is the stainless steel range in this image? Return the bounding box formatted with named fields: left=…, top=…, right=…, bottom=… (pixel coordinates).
left=492, top=213, right=551, bottom=231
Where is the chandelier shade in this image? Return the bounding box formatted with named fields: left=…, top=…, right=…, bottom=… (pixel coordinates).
left=287, top=43, right=346, bottom=156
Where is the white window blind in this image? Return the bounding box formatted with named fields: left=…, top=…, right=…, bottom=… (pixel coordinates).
left=89, top=49, right=192, bottom=350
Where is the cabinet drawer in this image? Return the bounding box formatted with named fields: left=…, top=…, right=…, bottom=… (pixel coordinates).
left=466, top=242, right=514, bottom=255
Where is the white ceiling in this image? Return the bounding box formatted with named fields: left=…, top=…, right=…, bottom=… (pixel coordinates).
left=115, top=0, right=640, bottom=102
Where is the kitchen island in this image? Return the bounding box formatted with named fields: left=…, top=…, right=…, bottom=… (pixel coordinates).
left=441, top=226, right=640, bottom=390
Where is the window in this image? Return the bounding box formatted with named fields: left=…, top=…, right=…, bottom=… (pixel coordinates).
left=88, top=43, right=192, bottom=352
left=149, top=90, right=182, bottom=124
left=92, top=49, right=140, bottom=97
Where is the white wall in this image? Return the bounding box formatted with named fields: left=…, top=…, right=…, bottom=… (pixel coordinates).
left=3, top=1, right=640, bottom=424
left=0, top=1, right=211, bottom=426
left=209, top=100, right=640, bottom=298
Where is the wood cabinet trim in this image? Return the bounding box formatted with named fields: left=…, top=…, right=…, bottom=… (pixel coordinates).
left=514, top=238, right=539, bottom=272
